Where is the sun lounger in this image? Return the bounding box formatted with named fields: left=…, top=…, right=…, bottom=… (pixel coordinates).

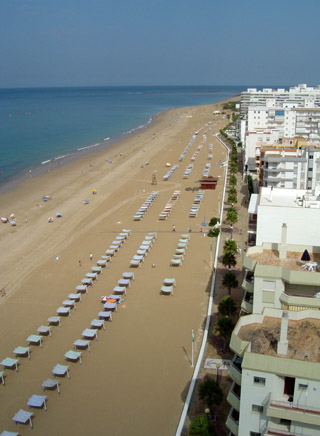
left=177, top=243, right=188, bottom=250
left=115, top=236, right=126, bottom=243
left=123, top=272, right=134, bottom=280
left=68, top=293, right=81, bottom=302
left=144, top=235, right=154, bottom=241
left=130, top=259, right=141, bottom=268
left=173, top=254, right=184, bottom=260
left=178, top=238, right=189, bottom=244
left=27, top=394, right=47, bottom=411
left=101, top=255, right=111, bottom=262
left=119, top=233, right=129, bottom=239
left=86, top=272, right=97, bottom=280
left=103, top=302, right=117, bottom=312
left=133, top=215, right=142, bottom=221
left=52, top=363, right=70, bottom=378
left=27, top=334, right=43, bottom=347
left=142, top=240, right=152, bottom=247
left=81, top=278, right=93, bottom=286
left=112, top=240, right=122, bottom=246
left=170, top=258, right=182, bottom=267
left=176, top=248, right=185, bottom=255
left=76, top=285, right=88, bottom=294
left=91, top=266, right=102, bottom=273
left=73, top=339, right=90, bottom=352
left=91, top=319, right=105, bottom=330
left=180, top=234, right=190, bottom=239
left=42, top=378, right=60, bottom=394
left=82, top=328, right=98, bottom=341
left=137, top=249, right=147, bottom=256
left=1, top=431, right=19, bottom=436
left=56, top=306, right=71, bottom=317
left=113, top=286, right=126, bottom=296
left=164, top=278, right=176, bottom=287
left=63, top=299, right=76, bottom=310
left=37, top=325, right=51, bottom=336
left=122, top=229, right=131, bottom=236
left=105, top=249, right=116, bottom=256
left=139, top=244, right=150, bottom=252
left=96, top=260, right=107, bottom=267
left=48, top=316, right=61, bottom=326
left=147, top=232, right=157, bottom=239
left=161, top=285, right=174, bottom=295
left=65, top=350, right=82, bottom=365
left=12, top=409, right=33, bottom=428
left=118, top=278, right=130, bottom=288
left=98, top=311, right=112, bottom=322
left=1, top=357, right=18, bottom=371
left=13, top=346, right=30, bottom=359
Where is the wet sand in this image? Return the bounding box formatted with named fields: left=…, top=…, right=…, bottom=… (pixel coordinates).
left=0, top=101, right=231, bottom=435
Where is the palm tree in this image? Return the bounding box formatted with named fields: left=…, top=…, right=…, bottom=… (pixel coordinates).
left=229, top=174, right=237, bottom=186
left=218, top=296, right=237, bottom=317
left=226, top=207, right=238, bottom=226
left=224, top=239, right=238, bottom=255
left=229, top=186, right=237, bottom=195
left=230, top=161, right=237, bottom=174
left=222, top=252, right=237, bottom=269
left=198, top=378, right=223, bottom=410
left=189, top=416, right=212, bottom=436
left=227, top=192, right=237, bottom=204
left=222, top=271, right=238, bottom=295
left=208, top=228, right=220, bottom=238
left=216, top=316, right=235, bottom=343
left=209, top=217, right=220, bottom=227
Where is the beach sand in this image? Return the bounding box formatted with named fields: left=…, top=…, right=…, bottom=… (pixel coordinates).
left=0, top=101, right=231, bottom=435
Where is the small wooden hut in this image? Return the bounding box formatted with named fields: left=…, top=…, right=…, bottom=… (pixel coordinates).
left=199, top=176, right=218, bottom=190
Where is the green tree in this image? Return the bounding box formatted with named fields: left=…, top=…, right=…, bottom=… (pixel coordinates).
left=226, top=207, right=238, bottom=226
left=218, top=296, right=237, bottom=316
left=222, top=271, right=239, bottom=296
left=199, top=379, right=223, bottom=410
left=209, top=217, right=220, bottom=227
left=223, top=239, right=238, bottom=255
left=229, top=186, right=237, bottom=195
left=189, top=416, right=213, bottom=436
left=227, top=192, right=237, bottom=204
left=216, top=316, right=235, bottom=343
left=229, top=174, right=237, bottom=186
left=222, top=252, right=237, bottom=269
left=208, top=228, right=220, bottom=238
left=230, top=161, right=237, bottom=174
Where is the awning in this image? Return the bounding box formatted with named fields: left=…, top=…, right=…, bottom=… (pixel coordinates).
left=248, top=194, right=259, bottom=214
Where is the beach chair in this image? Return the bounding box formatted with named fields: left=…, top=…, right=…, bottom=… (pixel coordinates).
left=96, top=259, right=107, bottom=267
left=1, top=357, right=19, bottom=372
left=74, top=339, right=91, bottom=352
left=76, top=284, right=88, bottom=294
left=91, top=266, right=102, bottom=273
left=113, top=286, right=126, bottom=296
left=123, top=272, right=134, bottom=281
left=118, top=278, right=131, bottom=288
left=68, top=293, right=81, bottom=303
left=65, top=350, right=82, bottom=365
left=173, top=254, right=184, bottom=260
left=91, top=319, right=105, bottom=330
left=27, top=334, right=43, bottom=347
left=164, top=278, right=176, bottom=287
left=56, top=306, right=71, bottom=317
left=63, top=299, right=76, bottom=310
left=27, top=394, right=47, bottom=411
left=82, top=328, right=98, bottom=341
left=42, top=378, right=60, bottom=394
left=52, top=363, right=70, bottom=378
left=170, top=258, right=182, bottom=267
left=105, top=249, right=116, bottom=257
left=161, top=285, right=174, bottom=296
left=86, top=272, right=97, bottom=281
left=48, top=316, right=61, bottom=326
left=130, top=259, right=141, bottom=268
left=13, top=346, right=30, bottom=359
left=1, top=431, right=19, bottom=436
left=180, top=234, right=190, bottom=240
left=81, top=278, right=93, bottom=286
left=103, top=302, right=117, bottom=312
left=37, top=325, right=51, bottom=336
left=98, top=311, right=112, bottom=322
left=12, top=410, right=33, bottom=428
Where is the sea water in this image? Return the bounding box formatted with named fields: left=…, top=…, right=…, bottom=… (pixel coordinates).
left=0, top=86, right=245, bottom=186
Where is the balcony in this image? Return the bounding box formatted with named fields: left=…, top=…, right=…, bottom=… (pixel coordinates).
left=266, top=425, right=305, bottom=436
left=267, top=399, right=320, bottom=426
left=280, top=292, right=320, bottom=310
left=241, top=293, right=253, bottom=314
left=227, top=382, right=241, bottom=411
left=225, top=408, right=239, bottom=436
left=228, top=356, right=242, bottom=385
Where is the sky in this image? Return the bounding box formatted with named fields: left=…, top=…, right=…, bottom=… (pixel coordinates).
left=0, top=0, right=319, bottom=88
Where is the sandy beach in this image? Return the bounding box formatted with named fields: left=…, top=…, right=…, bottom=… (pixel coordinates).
left=0, top=100, right=231, bottom=435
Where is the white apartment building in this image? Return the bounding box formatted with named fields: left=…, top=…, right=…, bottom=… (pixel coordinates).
left=240, top=84, right=320, bottom=115
left=226, top=308, right=320, bottom=436
left=261, top=147, right=320, bottom=190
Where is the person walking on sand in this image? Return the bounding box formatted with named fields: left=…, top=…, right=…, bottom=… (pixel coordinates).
left=172, top=225, right=176, bottom=232
left=89, top=253, right=93, bottom=260
left=79, top=260, right=82, bottom=267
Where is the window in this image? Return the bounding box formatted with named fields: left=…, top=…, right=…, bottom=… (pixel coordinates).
left=254, top=376, right=266, bottom=386
left=252, top=404, right=264, bottom=413
left=263, top=280, right=275, bottom=291
left=298, top=383, right=308, bottom=390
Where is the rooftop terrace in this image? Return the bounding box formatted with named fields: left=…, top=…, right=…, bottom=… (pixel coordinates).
left=238, top=316, right=320, bottom=363
left=247, top=249, right=320, bottom=271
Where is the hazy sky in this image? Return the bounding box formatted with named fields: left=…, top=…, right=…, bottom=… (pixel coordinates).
left=1, top=0, right=319, bottom=88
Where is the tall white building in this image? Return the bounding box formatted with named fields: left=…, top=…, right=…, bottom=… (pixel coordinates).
left=226, top=308, right=320, bottom=436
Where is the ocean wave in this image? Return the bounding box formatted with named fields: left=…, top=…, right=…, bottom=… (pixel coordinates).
left=41, top=159, right=52, bottom=165
left=77, top=143, right=100, bottom=151
left=55, top=154, right=70, bottom=160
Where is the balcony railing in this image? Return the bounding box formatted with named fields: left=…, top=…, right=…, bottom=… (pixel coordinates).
left=266, top=426, right=305, bottom=436
left=269, top=399, right=320, bottom=415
